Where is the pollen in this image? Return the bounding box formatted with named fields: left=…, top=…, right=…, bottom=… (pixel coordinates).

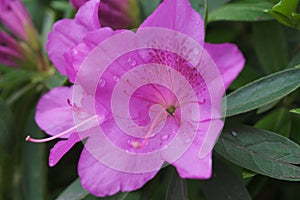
left=132, top=141, right=140, bottom=149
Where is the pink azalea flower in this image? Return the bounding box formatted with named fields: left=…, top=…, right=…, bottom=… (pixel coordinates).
left=48, top=0, right=138, bottom=77
left=0, top=30, right=23, bottom=67
left=0, top=0, right=34, bottom=41
left=27, top=0, right=245, bottom=197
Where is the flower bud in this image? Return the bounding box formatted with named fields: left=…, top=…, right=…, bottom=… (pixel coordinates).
left=0, top=30, right=23, bottom=67
left=0, top=0, right=36, bottom=41
left=70, top=0, right=140, bottom=29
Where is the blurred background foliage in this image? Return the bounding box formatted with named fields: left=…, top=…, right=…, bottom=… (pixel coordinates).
left=1, top=0, right=300, bottom=199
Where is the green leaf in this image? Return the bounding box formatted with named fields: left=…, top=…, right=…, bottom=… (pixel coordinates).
left=255, top=108, right=291, bottom=137
left=225, top=68, right=300, bottom=117
left=190, top=0, right=207, bottom=18
left=290, top=114, right=300, bottom=144
left=200, top=157, right=252, bottom=200
left=266, top=0, right=300, bottom=29
left=256, top=99, right=280, bottom=114
left=56, top=178, right=129, bottom=200
left=290, top=108, right=300, bottom=114
left=165, top=171, right=188, bottom=200
left=45, top=69, right=68, bottom=89
left=138, top=0, right=160, bottom=20
left=41, top=9, right=56, bottom=51
left=242, top=169, right=257, bottom=179
left=229, top=65, right=261, bottom=90
left=206, top=0, right=231, bottom=12
left=22, top=110, right=47, bottom=200
left=208, top=0, right=273, bottom=23
left=0, top=98, right=18, bottom=200
left=288, top=51, right=300, bottom=68
left=215, top=125, right=300, bottom=181
left=253, top=21, right=288, bottom=74
left=56, top=178, right=89, bottom=200
left=253, top=22, right=288, bottom=74
left=272, top=0, right=298, bottom=16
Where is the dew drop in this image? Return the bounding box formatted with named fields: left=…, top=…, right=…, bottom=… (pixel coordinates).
left=128, top=57, right=137, bottom=66
left=185, top=138, right=192, bottom=143
left=193, top=48, right=200, bottom=55
left=231, top=131, right=238, bottom=137
left=99, top=79, right=106, bottom=87
left=199, top=98, right=206, bottom=104
left=113, top=75, right=120, bottom=82
left=161, top=134, right=169, bottom=141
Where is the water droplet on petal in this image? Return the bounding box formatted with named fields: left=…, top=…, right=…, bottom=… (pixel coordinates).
left=128, top=57, right=137, bottom=66
left=127, top=139, right=132, bottom=145
left=199, top=98, right=206, bottom=104
left=193, top=48, right=200, bottom=55
left=185, top=138, right=192, bottom=143
left=113, top=75, right=120, bottom=82
left=99, top=79, right=106, bottom=87
left=161, top=134, right=169, bottom=141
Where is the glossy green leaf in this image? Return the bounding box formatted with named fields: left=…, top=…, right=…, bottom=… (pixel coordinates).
left=165, top=171, right=188, bottom=200
left=225, top=68, right=300, bottom=117
left=208, top=0, right=273, bottom=23
left=290, top=108, right=300, bottom=114
left=266, top=0, right=300, bottom=29
left=272, top=0, right=298, bottom=16
left=253, top=21, right=288, bottom=74
left=200, top=158, right=252, bottom=200
left=215, top=126, right=300, bottom=181
left=255, top=108, right=291, bottom=137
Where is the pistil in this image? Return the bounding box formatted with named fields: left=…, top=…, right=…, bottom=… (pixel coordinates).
left=25, top=115, right=98, bottom=143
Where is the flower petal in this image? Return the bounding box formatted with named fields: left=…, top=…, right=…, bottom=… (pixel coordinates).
left=204, top=43, right=245, bottom=89
left=46, top=19, right=89, bottom=75
left=171, top=119, right=224, bottom=179
left=0, top=0, right=32, bottom=40
left=49, top=132, right=80, bottom=167
left=35, top=86, right=74, bottom=137
left=75, top=0, right=101, bottom=30
left=78, top=148, right=159, bottom=197
left=140, top=0, right=204, bottom=44
left=64, top=27, right=115, bottom=82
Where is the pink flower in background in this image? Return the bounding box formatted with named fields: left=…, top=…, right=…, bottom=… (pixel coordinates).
left=27, top=0, right=245, bottom=197
left=70, top=0, right=87, bottom=9
left=0, top=0, right=34, bottom=41
left=0, top=31, right=23, bottom=67
left=69, top=0, right=139, bottom=29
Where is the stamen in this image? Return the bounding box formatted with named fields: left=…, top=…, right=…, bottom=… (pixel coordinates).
left=67, top=99, right=73, bottom=107
left=25, top=115, right=98, bottom=143
left=67, top=99, right=86, bottom=113
left=132, top=109, right=166, bottom=149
